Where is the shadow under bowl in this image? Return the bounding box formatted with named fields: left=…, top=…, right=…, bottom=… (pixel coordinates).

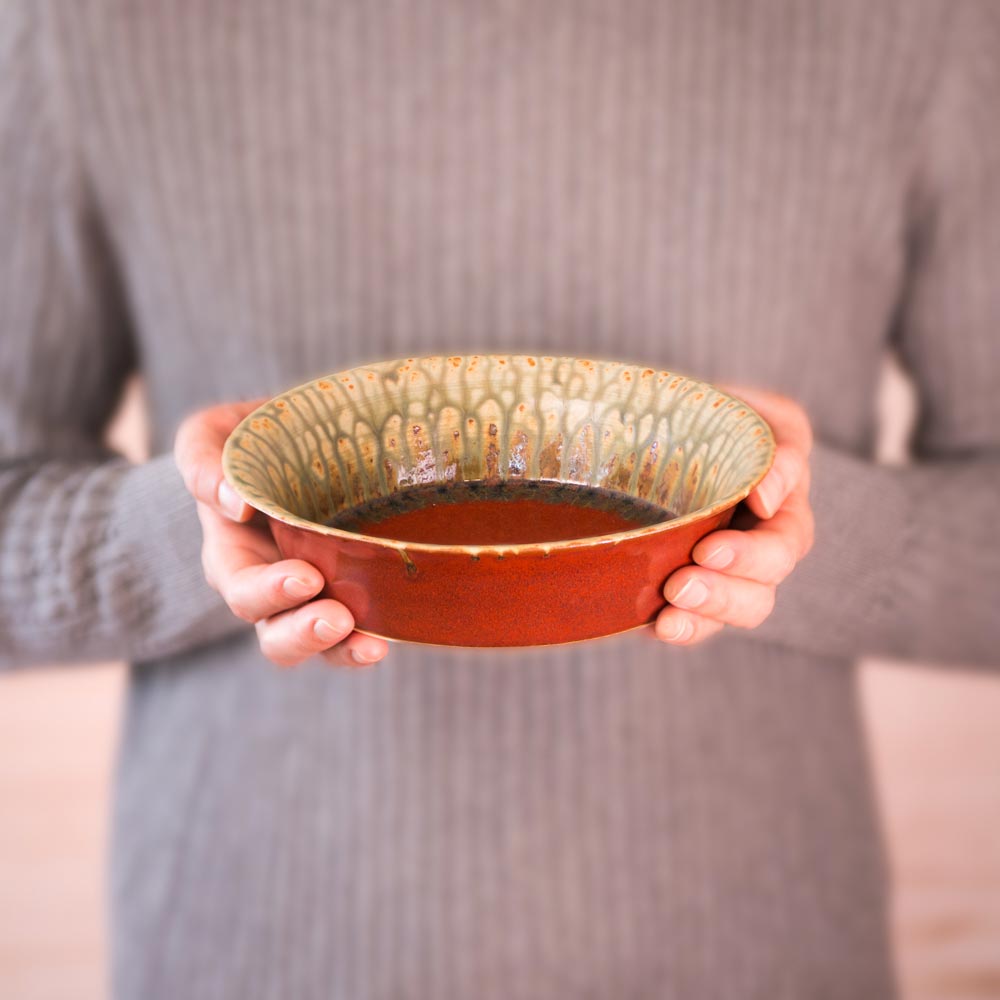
left=222, top=355, right=775, bottom=648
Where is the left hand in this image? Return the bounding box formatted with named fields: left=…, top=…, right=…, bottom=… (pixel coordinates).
left=654, top=387, right=815, bottom=646
left=175, top=400, right=390, bottom=669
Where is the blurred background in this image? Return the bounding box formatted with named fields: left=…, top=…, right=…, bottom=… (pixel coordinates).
left=1, top=364, right=998, bottom=999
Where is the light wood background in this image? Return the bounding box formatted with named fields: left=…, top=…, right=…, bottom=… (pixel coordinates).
left=1, top=367, right=998, bottom=999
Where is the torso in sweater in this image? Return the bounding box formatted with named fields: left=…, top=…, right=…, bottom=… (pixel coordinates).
left=10, top=1, right=981, bottom=997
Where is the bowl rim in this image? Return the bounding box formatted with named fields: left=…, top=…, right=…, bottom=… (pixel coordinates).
left=222, top=354, right=776, bottom=555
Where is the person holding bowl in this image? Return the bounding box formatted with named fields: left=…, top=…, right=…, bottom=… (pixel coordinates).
left=2, top=2, right=997, bottom=998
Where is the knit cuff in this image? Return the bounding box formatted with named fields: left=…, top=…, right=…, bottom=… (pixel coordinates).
left=106, top=453, right=246, bottom=663
left=748, top=444, right=914, bottom=661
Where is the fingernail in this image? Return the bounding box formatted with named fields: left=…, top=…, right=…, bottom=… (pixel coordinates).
left=669, top=577, right=709, bottom=610
left=660, top=616, right=693, bottom=642
left=351, top=648, right=375, bottom=665
left=699, top=545, right=734, bottom=570
left=283, top=576, right=316, bottom=600
left=218, top=480, right=245, bottom=520
left=314, top=617, right=348, bottom=643
left=756, top=473, right=784, bottom=518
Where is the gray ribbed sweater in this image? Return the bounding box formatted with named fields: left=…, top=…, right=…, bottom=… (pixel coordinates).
left=3, top=2, right=999, bottom=998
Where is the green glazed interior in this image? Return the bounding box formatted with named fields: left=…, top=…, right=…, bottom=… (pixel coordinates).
left=223, top=355, right=775, bottom=542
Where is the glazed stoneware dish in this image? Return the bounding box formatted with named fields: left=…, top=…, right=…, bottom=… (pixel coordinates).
left=222, top=355, right=775, bottom=647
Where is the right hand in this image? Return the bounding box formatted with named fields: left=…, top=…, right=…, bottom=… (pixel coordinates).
left=174, top=400, right=390, bottom=669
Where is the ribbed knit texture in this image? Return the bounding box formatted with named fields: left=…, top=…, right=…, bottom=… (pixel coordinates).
left=2, top=2, right=999, bottom=998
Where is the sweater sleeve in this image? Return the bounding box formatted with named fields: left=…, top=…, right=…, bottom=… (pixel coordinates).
left=0, top=4, right=242, bottom=668
left=754, top=1, right=1000, bottom=667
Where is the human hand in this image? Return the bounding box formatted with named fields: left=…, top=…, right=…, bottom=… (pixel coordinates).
left=174, top=401, right=389, bottom=669
left=654, top=387, right=814, bottom=646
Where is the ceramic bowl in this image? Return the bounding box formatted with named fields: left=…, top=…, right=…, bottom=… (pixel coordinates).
left=222, top=355, right=775, bottom=647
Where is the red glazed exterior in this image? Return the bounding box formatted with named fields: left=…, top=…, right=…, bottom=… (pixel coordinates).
left=271, top=507, right=733, bottom=647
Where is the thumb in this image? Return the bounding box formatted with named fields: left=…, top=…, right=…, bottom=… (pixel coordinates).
left=174, top=400, right=264, bottom=521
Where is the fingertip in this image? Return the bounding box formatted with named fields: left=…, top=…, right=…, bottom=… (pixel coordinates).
left=694, top=540, right=735, bottom=571
left=276, top=560, right=325, bottom=601
left=281, top=575, right=320, bottom=601
left=655, top=610, right=694, bottom=644
left=349, top=636, right=389, bottom=667
left=321, top=634, right=389, bottom=669
left=312, top=608, right=355, bottom=645
left=278, top=559, right=324, bottom=581
left=218, top=479, right=252, bottom=521
left=750, top=448, right=798, bottom=519
left=748, top=476, right=782, bottom=519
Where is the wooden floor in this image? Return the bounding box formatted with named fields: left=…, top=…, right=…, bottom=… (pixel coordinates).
left=1, top=661, right=999, bottom=1000
left=861, top=662, right=1000, bottom=999
left=0, top=666, right=122, bottom=1000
